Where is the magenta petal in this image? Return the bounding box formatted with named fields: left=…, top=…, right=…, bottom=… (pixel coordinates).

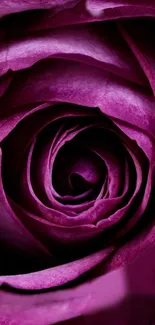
left=0, top=149, right=51, bottom=262
left=0, top=102, right=51, bottom=141
left=22, top=0, right=155, bottom=32
left=119, top=20, right=155, bottom=95
left=0, top=0, right=155, bottom=300
left=0, top=24, right=146, bottom=86
left=32, top=121, right=98, bottom=212
left=4, top=59, right=155, bottom=138
left=0, top=0, right=79, bottom=18
left=106, top=212, right=155, bottom=272
left=1, top=244, right=155, bottom=324
left=113, top=119, right=155, bottom=162
left=0, top=246, right=113, bottom=290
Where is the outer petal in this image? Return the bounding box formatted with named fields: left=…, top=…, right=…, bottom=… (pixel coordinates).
left=0, top=247, right=113, bottom=290
left=0, top=149, right=52, bottom=272
left=7, top=0, right=155, bottom=32
left=0, top=23, right=146, bottom=86
left=1, top=243, right=155, bottom=324
left=0, top=0, right=79, bottom=18
left=118, top=20, right=155, bottom=95
left=2, top=60, right=155, bottom=138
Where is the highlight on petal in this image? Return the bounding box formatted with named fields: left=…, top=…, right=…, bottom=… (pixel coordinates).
left=0, top=0, right=80, bottom=18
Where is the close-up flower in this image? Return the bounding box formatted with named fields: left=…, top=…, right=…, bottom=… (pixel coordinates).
left=1, top=1, right=155, bottom=324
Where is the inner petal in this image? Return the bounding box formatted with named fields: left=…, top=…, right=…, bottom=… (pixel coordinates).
left=70, top=174, right=90, bottom=194
left=52, top=145, right=106, bottom=197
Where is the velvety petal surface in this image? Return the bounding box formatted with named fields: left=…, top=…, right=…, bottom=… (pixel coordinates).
left=0, top=0, right=155, bottom=301
left=0, top=0, right=79, bottom=18
left=1, top=60, right=155, bottom=137
left=0, top=23, right=147, bottom=87
left=1, top=242, right=155, bottom=324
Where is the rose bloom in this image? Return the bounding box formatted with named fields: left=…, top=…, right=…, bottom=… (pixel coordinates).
left=1, top=0, right=155, bottom=324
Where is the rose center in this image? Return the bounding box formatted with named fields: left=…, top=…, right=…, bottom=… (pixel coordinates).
left=52, top=144, right=106, bottom=198
left=70, top=173, right=94, bottom=195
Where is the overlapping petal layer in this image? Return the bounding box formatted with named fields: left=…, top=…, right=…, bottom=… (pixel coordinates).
left=0, top=0, right=155, bottom=293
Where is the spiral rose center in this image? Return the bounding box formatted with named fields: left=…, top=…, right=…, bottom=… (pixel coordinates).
left=52, top=144, right=106, bottom=198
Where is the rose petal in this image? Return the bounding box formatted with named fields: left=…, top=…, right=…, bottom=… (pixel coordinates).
left=0, top=102, right=51, bottom=141
left=1, top=243, right=155, bottom=324
left=2, top=60, right=154, bottom=138
left=0, top=24, right=146, bottom=86
left=118, top=20, right=155, bottom=95
left=10, top=0, right=155, bottom=32
left=0, top=246, right=113, bottom=290
left=0, top=149, right=52, bottom=269
left=0, top=0, right=79, bottom=18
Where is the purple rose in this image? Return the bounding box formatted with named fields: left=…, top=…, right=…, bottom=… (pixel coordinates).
left=1, top=0, right=155, bottom=323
